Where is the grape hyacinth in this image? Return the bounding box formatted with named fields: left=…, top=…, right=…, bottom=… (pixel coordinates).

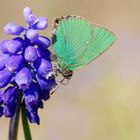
left=0, top=7, right=56, bottom=124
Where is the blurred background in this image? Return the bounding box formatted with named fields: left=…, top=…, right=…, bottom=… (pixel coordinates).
left=0, top=0, right=140, bottom=140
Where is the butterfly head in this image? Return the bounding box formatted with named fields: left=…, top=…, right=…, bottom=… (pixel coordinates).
left=61, top=68, right=73, bottom=80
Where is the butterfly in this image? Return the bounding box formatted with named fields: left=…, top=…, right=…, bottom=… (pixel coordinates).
left=51, top=15, right=116, bottom=80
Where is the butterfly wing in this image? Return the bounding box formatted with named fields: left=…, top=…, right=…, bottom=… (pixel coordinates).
left=52, top=16, right=116, bottom=71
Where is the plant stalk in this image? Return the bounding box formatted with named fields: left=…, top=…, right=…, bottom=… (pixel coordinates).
left=8, top=103, right=20, bottom=140
left=8, top=91, right=22, bottom=140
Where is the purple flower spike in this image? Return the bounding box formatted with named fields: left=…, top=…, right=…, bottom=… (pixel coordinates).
left=26, top=29, right=39, bottom=41
left=24, top=46, right=38, bottom=62
left=0, top=7, right=55, bottom=124
left=34, top=36, right=51, bottom=48
left=34, top=58, right=53, bottom=78
left=0, top=106, right=3, bottom=117
left=4, top=22, right=24, bottom=35
left=6, top=55, right=24, bottom=72
left=0, top=53, right=9, bottom=70
left=15, top=67, right=32, bottom=90
left=33, top=17, right=48, bottom=30
left=23, top=7, right=36, bottom=25
left=2, top=87, right=17, bottom=105
left=5, top=40, right=23, bottom=54
left=0, top=69, right=12, bottom=88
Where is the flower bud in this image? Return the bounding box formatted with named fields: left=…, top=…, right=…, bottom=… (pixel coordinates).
left=15, top=67, right=32, bottom=90
left=0, top=69, right=12, bottom=88
left=0, top=53, right=9, bottom=70
left=6, top=55, right=24, bottom=72
left=23, top=7, right=36, bottom=25
left=34, top=58, right=52, bottom=78
left=24, top=46, right=38, bottom=62
left=6, top=40, right=23, bottom=54
left=26, top=29, right=39, bottom=41
left=0, top=39, right=23, bottom=54
left=4, top=22, right=24, bottom=35
left=33, top=17, right=48, bottom=30
left=34, top=36, right=51, bottom=48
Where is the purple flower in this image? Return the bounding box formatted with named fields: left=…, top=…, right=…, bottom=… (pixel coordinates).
left=6, top=40, right=23, bottom=54
left=34, top=58, right=53, bottom=78
left=0, top=7, right=56, bottom=124
left=0, top=90, right=4, bottom=105
left=24, top=85, right=39, bottom=112
left=15, top=67, right=32, bottom=90
left=0, top=53, right=9, bottom=70
left=0, top=40, right=10, bottom=53
left=24, top=84, right=41, bottom=124
left=26, top=29, right=39, bottom=41
left=3, top=102, right=16, bottom=117
left=36, top=46, right=51, bottom=60
left=4, top=22, right=24, bottom=35
left=6, top=55, right=24, bottom=72
left=0, top=87, right=19, bottom=118
left=23, top=7, right=36, bottom=25
left=0, top=69, right=12, bottom=88
left=0, top=39, right=23, bottom=54
left=34, top=36, right=51, bottom=49
left=26, top=110, right=40, bottom=124
left=36, top=74, right=56, bottom=90
left=33, top=17, right=48, bottom=30
left=39, top=89, right=50, bottom=101
left=24, top=46, right=38, bottom=62
left=2, top=87, right=17, bottom=105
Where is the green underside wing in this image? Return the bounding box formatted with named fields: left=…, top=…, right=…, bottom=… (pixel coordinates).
left=52, top=16, right=116, bottom=71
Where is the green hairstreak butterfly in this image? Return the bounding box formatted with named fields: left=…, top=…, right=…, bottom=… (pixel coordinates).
left=52, top=15, right=116, bottom=79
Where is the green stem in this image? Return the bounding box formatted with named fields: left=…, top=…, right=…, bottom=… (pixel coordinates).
left=8, top=92, right=22, bottom=140
left=8, top=104, right=20, bottom=140
left=21, top=102, right=32, bottom=140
